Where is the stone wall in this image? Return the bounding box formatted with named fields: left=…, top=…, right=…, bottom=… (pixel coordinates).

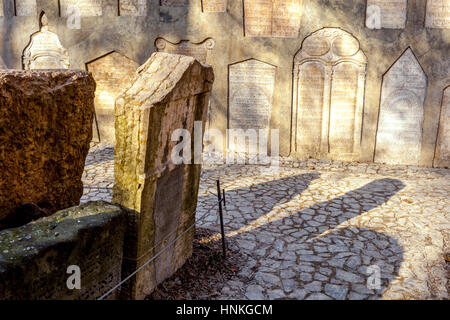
left=0, top=69, right=95, bottom=223
left=0, top=0, right=448, bottom=166
left=0, top=201, right=126, bottom=300
left=113, top=52, right=214, bottom=299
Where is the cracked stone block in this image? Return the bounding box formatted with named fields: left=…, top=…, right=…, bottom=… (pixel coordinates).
left=0, top=70, right=95, bottom=226
left=113, top=52, right=214, bottom=299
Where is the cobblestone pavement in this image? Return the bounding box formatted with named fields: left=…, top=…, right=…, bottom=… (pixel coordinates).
left=82, top=144, right=449, bottom=300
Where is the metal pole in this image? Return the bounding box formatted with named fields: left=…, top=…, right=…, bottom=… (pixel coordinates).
left=216, top=179, right=227, bottom=258
left=222, top=189, right=226, bottom=207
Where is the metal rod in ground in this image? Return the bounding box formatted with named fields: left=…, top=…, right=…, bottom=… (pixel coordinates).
left=216, top=179, right=227, bottom=258
left=222, top=189, right=226, bottom=207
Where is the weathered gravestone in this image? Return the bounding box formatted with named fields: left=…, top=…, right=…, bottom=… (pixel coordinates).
left=228, top=59, right=276, bottom=132
left=155, top=38, right=215, bottom=64
left=60, top=0, right=103, bottom=17
left=15, top=0, right=37, bottom=16
left=425, top=0, right=450, bottom=29
left=292, top=28, right=367, bottom=161
left=434, top=87, right=450, bottom=167
left=113, top=52, right=214, bottom=299
left=87, top=51, right=139, bottom=143
left=243, top=0, right=303, bottom=37
left=375, top=48, right=427, bottom=165
left=202, top=0, right=227, bottom=12
left=366, top=0, right=407, bottom=29
left=120, top=0, right=147, bottom=16
left=23, top=13, right=70, bottom=70
left=0, top=70, right=95, bottom=224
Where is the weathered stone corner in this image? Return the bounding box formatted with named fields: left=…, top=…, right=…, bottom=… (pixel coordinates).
left=0, top=201, right=126, bottom=300
left=113, top=52, right=214, bottom=299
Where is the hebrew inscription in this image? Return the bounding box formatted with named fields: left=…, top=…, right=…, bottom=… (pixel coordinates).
left=434, top=87, right=450, bottom=167
left=244, top=0, right=303, bottom=38
left=292, top=28, right=367, bottom=160
left=87, top=52, right=139, bottom=143
left=228, top=59, right=276, bottom=131
left=202, top=0, right=227, bottom=12
left=366, top=0, right=407, bottom=29
left=60, top=0, right=102, bottom=17
left=120, top=0, right=147, bottom=16
left=155, top=38, right=215, bottom=64
left=375, top=49, right=428, bottom=165
left=23, top=14, right=70, bottom=69
left=15, top=0, right=37, bottom=16
left=425, top=0, right=450, bottom=28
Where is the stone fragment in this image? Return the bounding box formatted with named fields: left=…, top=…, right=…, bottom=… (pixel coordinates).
left=0, top=69, right=95, bottom=224
left=113, top=52, right=214, bottom=299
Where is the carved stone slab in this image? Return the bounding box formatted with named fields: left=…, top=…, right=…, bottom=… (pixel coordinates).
left=23, top=14, right=70, bottom=70
left=16, top=0, right=37, bottom=16
left=425, top=0, right=450, bottom=29
left=434, top=87, right=450, bottom=167
left=244, top=0, right=303, bottom=38
left=292, top=28, right=367, bottom=160
left=120, top=0, right=147, bottom=16
left=155, top=38, right=215, bottom=64
left=202, top=0, right=227, bottom=12
left=229, top=59, right=276, bottom=131
left=86, top=51, right=139, bottom=143
left=375, top=49, right=427, bottom=165
left=366, top=0, right=407, bottom=29
left=60, top=0, right=103, bottom=17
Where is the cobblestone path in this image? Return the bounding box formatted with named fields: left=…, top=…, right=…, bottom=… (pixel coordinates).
left=82, top=143, right=449, bottom=300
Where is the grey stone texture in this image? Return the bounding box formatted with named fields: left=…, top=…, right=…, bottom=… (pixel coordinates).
left=0, top=0, right=447, bottom=167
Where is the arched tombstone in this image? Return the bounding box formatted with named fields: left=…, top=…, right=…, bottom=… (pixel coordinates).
left=434, top=87, right=450, bottom=167
left=375, top=48, right=427, bottom=165
left=23, top=13, right=70, bottom=70
left=292, top=28, right=367, bottom=161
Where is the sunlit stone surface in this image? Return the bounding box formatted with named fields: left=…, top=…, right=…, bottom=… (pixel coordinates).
left=292, top=28, right=367, bottom=161
left=86, top=51, right=139, bottom=143
left=202, top=0, right=227, bottom=12
left=15, top=0, right=37, bottom=16
left=375, top=49, right=427, bottom=166
left=425, top=0, right=450, bottom=29
left=60, top=0, right=102, bottom=17
left=366, top=0, right=407, bottom=29
left=120, top=0, right=147, bottom=16
left=23, top=14, right=70, bottom=70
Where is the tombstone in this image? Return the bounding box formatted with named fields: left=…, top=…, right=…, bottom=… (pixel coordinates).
left=23, top=13, right=70, bottom=70
left=113, top=52, right=214, bottom=300
left=155, top=38, right=215, bottom=64
left=0, top=69, right=95, bottom=223
left=202, top=0, right=227, bottom=12
left=86, top=51, right=139, bottom=144
left=120, top=0, right=147, bottom=16
left=434, top=87, right=450, bottom=167
left=375, top=48, right=427, bottom=165
left=60, top=0, right=103, bottom=17
left=228, top=59, right=276, bottom=133
left=15, top=0, right=37, bottom=16
left=292, top=28, right=367, bottom=160
left=366, top=0, right=407, bottom=29
left=160, top=0, right=188, bottom=6
left=243, top=0, right=303, bottom=37
left=425, top=0, right=450, bottom=29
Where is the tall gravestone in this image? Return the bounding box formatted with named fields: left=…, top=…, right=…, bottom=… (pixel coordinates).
left=87, top=51, right=139, bottom=143
left=113, top=52, right=214, bottom=300
left=23, top=14, right=70, bottom=70
left=292, top=28, right=367, bottom=161
left=155, top=38, right=215, bottom=64
left=434, top=87, right=450, bottom=167
left=15, top=0, right=37, bottom=16
left=375, top=48, right=427, bottom=165
left=202, top=0, right=227, bottom=12
left=243, top=0, right=303, bottom=37
left=365, top=0, right=407, bottom=29
left=425, top=0, right=450, bottom=28
left=228, top=59, right=276, bottom=133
